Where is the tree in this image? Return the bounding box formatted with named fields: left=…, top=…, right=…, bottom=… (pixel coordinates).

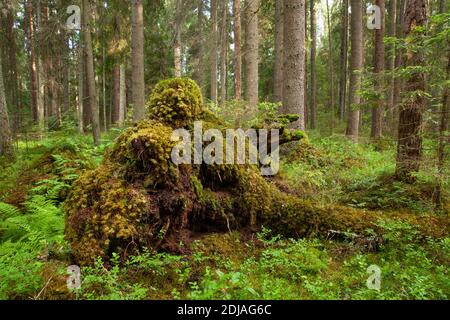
left=131, top=0, right=145, bottom=122
left=345, top=0, right=363, bottom=142
left=371, top=0, right=385, bottom=139
left=326, top=0, right=335, bottom=132
left=0, top=49, right=13, bottom=158
left=273, top=0, right=283, bottom=103
left=174, top=0, right=183, bottom=77
left=385, top=0, right=397, bottom=133
left=244, top=0, right=259, bottom=109
left=338, top=0, right=349, bottom=121
left=309, top=0, right=317, bottom=129
left=27, top=0, right=38, bottom=123
left=219, top=0, right=228, bottom=105
left=282, top=0, right=306, bottom=131
left=233, top=0, right=242, bottom=101
left=83, top=0, right=101, bottom=146
left=395, top=0, right=428, bottom=181
left=210, top=0, right=218, bottom=104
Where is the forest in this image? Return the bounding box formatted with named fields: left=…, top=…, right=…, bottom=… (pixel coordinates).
left=0, top=0, right=448, bottom=301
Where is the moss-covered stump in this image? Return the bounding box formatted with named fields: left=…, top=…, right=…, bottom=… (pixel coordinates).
left=65, top=78, right=450, bottom=265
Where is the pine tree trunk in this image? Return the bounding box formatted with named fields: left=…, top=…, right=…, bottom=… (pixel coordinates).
left=385, top=0, right=397, bottom=134
left=77, top=41, right=84, bottom=134
left=233, top=0, right=242, bottom=101
left=210, top=0, right=218, bottom=104
left=282, top=0, right=306, bottom=131
left=220, top=0, right=228, bottom=105
left=83, top=0, right=101, bottom=146
left=244, top=0, right=259, bottom=109
left=0, top=52, right=13, bottom=158
left=36, top=0, right=46, bottom=132
left=131, top=0, right=145, bottom=122
left=345, top=0, right=363, bottom=142
left=339, top=0, right=349, bottom=121
left=326, top=0, right=335, bottom=133
left=119, top=64, right=126, bottom=125
left=309, top=0, right=317, bottom=129
left=113, top=65, right=121, bottom=124
left=395, top=0, right=427, bottom=182
left=273, top=0, right=283, bottom=103
left=27, top=1, right=38, bottom=123
left=371, top=0, right=385, bottom=139
left=174, top=0, right=182, bottom=77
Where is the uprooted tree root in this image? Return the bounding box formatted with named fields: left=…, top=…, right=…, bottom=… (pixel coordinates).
left=65, top=78, right=450, bottom=265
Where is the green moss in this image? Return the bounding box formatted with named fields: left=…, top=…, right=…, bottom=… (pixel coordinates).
left=109, top=120, right=178, bottom=184
left=147, top=78, right=203, bottom=128
left=65, top=164, right=152, bottom=265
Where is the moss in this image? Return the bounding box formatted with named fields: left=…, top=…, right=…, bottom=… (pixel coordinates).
left=65, top=164, right=152, bottom=265
left=147, top=78, right=203, bottom=128
left=109, top=120, right=178, bottom=184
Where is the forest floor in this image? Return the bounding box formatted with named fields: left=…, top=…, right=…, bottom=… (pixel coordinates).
left=0, top=125, right=448, bottom=300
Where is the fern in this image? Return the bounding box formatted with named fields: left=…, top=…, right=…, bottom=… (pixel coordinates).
left=0, top=196, right=64, bottom=244
left=0, top=202, right=21, bottom=219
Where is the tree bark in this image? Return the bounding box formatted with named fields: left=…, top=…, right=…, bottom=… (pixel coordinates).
left=77, top=40, right=84, bottom=134
left=113, top=65, right=121, bottom=124
left=174, top=0, right=182, bottom=77
left=27, top=1, right=38, bottom=123
left=326, top=0, right=335, bottom=133
left=338, top=0, right=349, bottom=121
left=131, top=0, right=145, bottom=122
left=220, top=0, right=228, bottom=105
left=395, top=0, right=427, bottom=181
left=83, top=0, right=101, bottom=146
left=273, top=0, right=283, bottom=103
left=282, top=0, right=306, bottom=131
left=210, top=0, right=218, bottom=104
left=233, top=0, right=242, bottom=101
left=244, top=0, right=259, bottom=109
left=345, top=0, right=364, bottom=142
left=119, top=64, right=126, bottom=125
left=371, top=0, right=385, bottom=139
left=0, top=51, right=13, bottom=158
left=309, top=0, right=317, bottom=129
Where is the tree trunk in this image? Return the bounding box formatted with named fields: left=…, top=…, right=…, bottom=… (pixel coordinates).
left=174, top=0, right=182, bottom=77
left=131, top=0, right=145, bottom=122
left=273, top=0, right=283, bottom=103
left=244, top=0, right=259, bottom=109
left=371, top=0, right=385, bottom=139
left=385, top=0, right=397, bottom=134
left=77, top=41, right=84, bottom=134
left=395, top=0, right=427, bottom=182
left=233, top=0, right=242, bottom=101
left=392, top=0, right=405, bottom=135
left=113, top=65, right=121, bottom=124
left=309, top=0, right=317, bottom=129
left=345, top=0, right=364, bottom=142
left=326, top=0, right=335, bottom=133
left=0, top=52, right=13, bottom=158
left=210, top=0, right=218, bottom=104
left=27, top=1, right=38, bottom=123
left=119, top=64, right=126, bottom=125
left=282, top=0, right=306, bottom=131
left=220, top=0, right=228, bottom=105
left=339, top=0, right=349, bottom=121
left=83, top=0, right=101, bottom=146
left=36, top=0, right=46, bottom=132
left=434, top=49, right=449, bottom=206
